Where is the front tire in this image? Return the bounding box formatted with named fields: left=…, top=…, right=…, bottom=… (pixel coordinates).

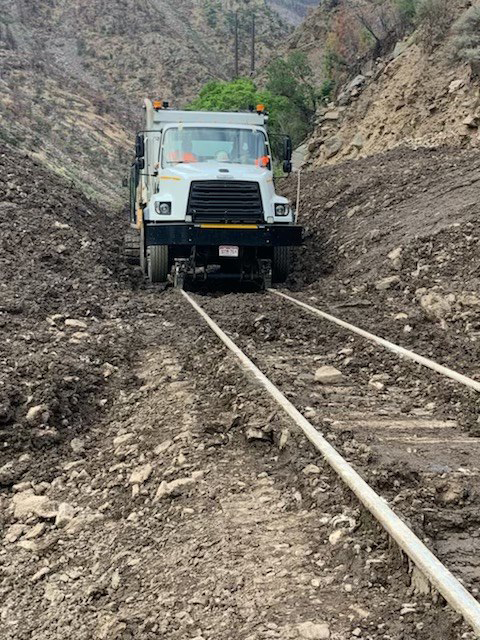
left=148, top=245, right=169, bottom=283
left=272, top=246, right=291, bottom=284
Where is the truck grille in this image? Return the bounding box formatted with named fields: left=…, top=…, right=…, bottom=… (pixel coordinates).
left=187, top=180, right=264, bottom=223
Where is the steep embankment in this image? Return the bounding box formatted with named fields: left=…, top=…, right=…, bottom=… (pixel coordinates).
left=282, top=145, right=480, bottom=427
left=0, top=0, right=288, bottom=204
left=297, top=1, right=480, bottom=167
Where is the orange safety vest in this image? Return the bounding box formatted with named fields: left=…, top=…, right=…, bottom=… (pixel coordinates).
left=168, top=151, right=198, bottom=163
left=255, top=156, right=270, bottom=168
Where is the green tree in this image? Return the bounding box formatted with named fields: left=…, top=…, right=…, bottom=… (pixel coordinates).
left=187, top=55, right=318, bottom=148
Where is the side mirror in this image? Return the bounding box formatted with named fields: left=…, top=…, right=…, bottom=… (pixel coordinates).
left=135, top=134, right=145, bottom=159
left=136, top=157, right=145, bottom=171
left=122, top=177, right=128, bottom=188
left=284, top=136, right=292, bottom=162
left=283, top=160, right=292, bottom=174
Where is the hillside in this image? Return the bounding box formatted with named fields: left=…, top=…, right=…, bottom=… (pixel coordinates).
left=293, top=0, right=480, bottom=167
left=267, top=0, right=320, bottom=25
left=0, top=0, right=288, bottom=204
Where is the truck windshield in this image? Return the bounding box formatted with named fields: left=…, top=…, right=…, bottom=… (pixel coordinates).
left=162, top=127, right=270, bottom=167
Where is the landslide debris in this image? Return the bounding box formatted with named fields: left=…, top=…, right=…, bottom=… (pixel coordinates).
left=0, top=144, right=139, bottom=480
left=282, top=145, right=480, bottom=428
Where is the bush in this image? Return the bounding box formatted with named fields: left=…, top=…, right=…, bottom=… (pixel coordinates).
left=452, top=7, right=480, bottom=68
left=415, top=0, right=453, bottom=50
left=188, top=54, right=318, bottom=147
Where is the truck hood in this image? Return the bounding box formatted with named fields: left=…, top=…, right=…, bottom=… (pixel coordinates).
left=165, top=162, right=271, bottom=182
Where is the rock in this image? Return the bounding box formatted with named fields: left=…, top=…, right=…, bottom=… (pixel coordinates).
left=420, top=292, right=452, bottom=321
left=13, top=492, right=57, bottom=520
left=5, top=524, right=26, bottom=543
left=297, top=621, right=330, bottom=639
left=65, top=318, right=87, bottom=329
left=246, top=427, right=271, bottom=441
left=113, top=433, right=135, bottom=448
left=31, top=567, right=50, bottom=583
left=129, top=464, right=152, bottom=485
left=155, top=476, right=198, bottom=500
left=324, top=136, right=343, bottom=159
left=23, top=522, right=46, bottom=540
left=55, top=502, right=75, bottom=528
left=54, top=221, right=71, bottom=230
left=25, top=404, right=49, bottom=425
left=314, top=366, right=343, bottom=385
left=154, top=439, right=173, bottom=455
left=347, top=75, right=366, bottom=92
left=388, top=246, right=402, bottom=261
left=0, top=461, right=25, bottom=487
left=392, top=40, right=409, bottom=58
left=351, top=133, right=364, bottom=149
left=302, top=464, right=321, bottom=475
left=464, top=114, right=480, bottom=128
left=328, top=529, right=345, bottom=546
left=324, top=110, right=340, bottom=121
left=70, top=438, right=85, bottom=454
left=375, top=276, right=400, bottom=291
left=64, top=512, right=103, bottom=534
left=449, top=79, right=464, bottom=93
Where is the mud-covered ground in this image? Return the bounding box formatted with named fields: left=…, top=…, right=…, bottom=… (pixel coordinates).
left=1, top=144, right=479, bottom=639
left=281, top=146, right=480, bottom=431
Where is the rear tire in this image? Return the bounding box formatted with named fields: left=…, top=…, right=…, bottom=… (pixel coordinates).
left=148, top=245, right=169, bottom=283
left=272, top=246, right=291, bottom=284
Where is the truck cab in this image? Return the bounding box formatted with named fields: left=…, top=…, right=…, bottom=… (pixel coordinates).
left=126, top=99, right=303, bottom=288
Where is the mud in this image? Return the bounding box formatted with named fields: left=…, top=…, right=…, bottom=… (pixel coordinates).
left=1, top=144, right=479, bottom=639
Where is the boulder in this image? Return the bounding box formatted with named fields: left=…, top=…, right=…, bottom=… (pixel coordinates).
left=323, top=110, right=340, bottom=121
left=347, top=74, right=366, bottom=92
left=65, top=318, right=87, bottom=329
left=324, top=136, right=343, bottom=159
left=464, top=114, right=480, bottom=128
left=351, top=132, right=365, bottom=149
left=314, top=366, right=343, bottom=385
left=25, top=404, right=49, bottom=425
left=13, top=492, right=57, bottom=520
left=55, top=502, right=75, bottom=528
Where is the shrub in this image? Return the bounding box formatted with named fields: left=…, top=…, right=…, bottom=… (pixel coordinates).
left=451, top=7, right=480, bottom=68
left=415, top=0, right=453, bottom=50
left=188, top=54, right=318, bottom=146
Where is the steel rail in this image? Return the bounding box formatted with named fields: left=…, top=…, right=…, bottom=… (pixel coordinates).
left=181, top=289, right=480, bottom=637
left=269, top=289, right=480, bottom=394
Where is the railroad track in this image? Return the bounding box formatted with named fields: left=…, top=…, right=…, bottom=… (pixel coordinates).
left=180, top=288, right=480, bottom=637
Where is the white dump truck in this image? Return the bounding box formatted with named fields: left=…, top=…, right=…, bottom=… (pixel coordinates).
left=125, top=99, right=303, bottom=288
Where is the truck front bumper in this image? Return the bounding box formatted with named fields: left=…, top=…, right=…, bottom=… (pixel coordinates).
left=145, top=223, right=303, bottom=248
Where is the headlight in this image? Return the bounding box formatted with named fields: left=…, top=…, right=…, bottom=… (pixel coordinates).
left=155, top=202, right=171, bottom=215
left=275, top=204, right=289, bottom=217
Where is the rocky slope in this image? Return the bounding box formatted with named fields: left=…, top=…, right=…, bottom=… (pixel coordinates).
left=300, top=1, right=480, bottom=167
left=267, top=0, right=320, bottom=25
left=0, top=0, right=288, bottom=204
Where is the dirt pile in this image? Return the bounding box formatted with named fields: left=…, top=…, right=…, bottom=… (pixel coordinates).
left=282, top=145, right=480, bottom=426
left=0, top=144, right=142, bottom=479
